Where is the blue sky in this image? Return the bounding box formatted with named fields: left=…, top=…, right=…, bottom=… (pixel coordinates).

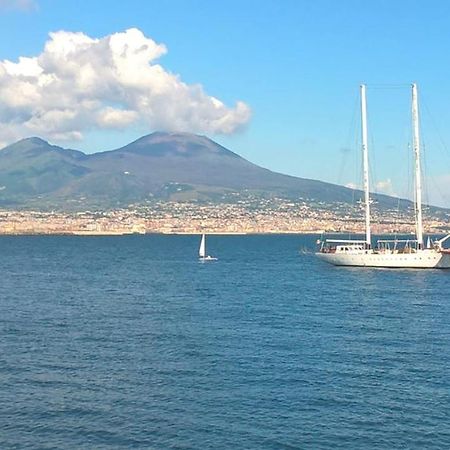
left=1, top=0, right=450, bottom=206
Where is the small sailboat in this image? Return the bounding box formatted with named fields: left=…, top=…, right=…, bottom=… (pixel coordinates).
left=316, top=84, right=450, bottom=268
left=199, top=233, right=218, bottom=261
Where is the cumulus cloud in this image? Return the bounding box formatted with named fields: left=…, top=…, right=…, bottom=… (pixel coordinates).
left=0, top=28, right=251, bottom=144
left=0, top=0, right=37, bottom=11
left=375, top=178, right=396, bottom=196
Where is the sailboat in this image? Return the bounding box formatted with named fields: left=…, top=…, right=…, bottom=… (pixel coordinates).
left=316, top=84, right=450, bottom=268
left=199, top=233, right=218, bottom=261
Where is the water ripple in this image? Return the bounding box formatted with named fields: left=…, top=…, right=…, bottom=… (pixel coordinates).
left=0, top=235, right=449, bottom=449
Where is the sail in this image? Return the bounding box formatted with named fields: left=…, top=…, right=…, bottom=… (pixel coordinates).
left=199, top=234, right=206, bottom=258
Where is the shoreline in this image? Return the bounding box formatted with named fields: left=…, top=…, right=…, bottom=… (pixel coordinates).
left=0, top=230, right=430, bottom=237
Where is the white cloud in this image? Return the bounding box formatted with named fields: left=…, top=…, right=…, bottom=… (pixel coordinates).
left=345, top=182, right=358, bottom=189
left=0, top=0, right=37, bottom=11
left=96, top=107, right=139, bottom=129
left=375, top=178, right=396, bottom=196
left=0, top=28, right=251, bottom=144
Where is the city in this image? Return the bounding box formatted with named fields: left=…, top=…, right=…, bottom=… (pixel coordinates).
left=0, top=196, right=448, bottom=235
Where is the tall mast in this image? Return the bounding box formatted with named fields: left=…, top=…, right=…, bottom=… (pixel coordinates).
left=412, top=83, right=423, bottom=248
left=360, top=84, right=371, bottom=248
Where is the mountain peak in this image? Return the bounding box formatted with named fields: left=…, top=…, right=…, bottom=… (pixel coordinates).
left=117, top=131, right=241, bottom=159
left=132, top=131, right=217, bottom=146
left=0, top=131, right=419, bottom=212
left=0, top=136, right=87, bottom=162
left=1, top=136, right=52, bottom=154
left=21, top=137, right=50, bottom=146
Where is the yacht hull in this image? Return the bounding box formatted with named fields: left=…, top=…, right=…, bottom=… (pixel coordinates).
left=316, top=250, right=450, bottom=269
left=199, top=256, right=218, bottom=262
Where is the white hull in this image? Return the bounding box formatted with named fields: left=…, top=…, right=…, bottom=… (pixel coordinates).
left=316, top=85, right=450, bottom=270
left=316, top=249, right=450, bottom=269
left=199, top=256, right=218, bottom=262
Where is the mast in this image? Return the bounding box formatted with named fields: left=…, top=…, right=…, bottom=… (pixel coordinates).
left=360, top=84, right=371, bottom=248
left=412, top=83, right=423, bottom=249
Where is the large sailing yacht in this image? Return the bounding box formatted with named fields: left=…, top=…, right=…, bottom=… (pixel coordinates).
left=316, top=84, right=450, bottom=268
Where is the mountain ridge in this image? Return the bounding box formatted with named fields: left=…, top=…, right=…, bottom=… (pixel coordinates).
left=0, top=132, right=436, bottom=212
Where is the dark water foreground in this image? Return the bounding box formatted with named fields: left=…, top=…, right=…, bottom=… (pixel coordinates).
left=1, top=235, right=449, bottom=449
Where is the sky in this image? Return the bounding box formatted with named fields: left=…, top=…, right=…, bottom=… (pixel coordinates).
left=1, top=0, right=450, bottom=206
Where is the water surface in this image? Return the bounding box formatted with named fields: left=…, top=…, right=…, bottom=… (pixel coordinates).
left=1, top=235, right=449, bottom=449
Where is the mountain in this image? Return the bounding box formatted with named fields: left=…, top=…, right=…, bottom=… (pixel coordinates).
left=0, top=132, right=420, bottom=210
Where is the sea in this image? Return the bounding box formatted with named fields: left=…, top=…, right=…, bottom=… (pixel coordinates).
left=1, top=234, right=450, bottom=449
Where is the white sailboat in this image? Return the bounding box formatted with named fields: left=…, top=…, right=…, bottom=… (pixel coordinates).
left=317, top=83, right=450, bottom=268
left=199, top=233, right=218, bottom=261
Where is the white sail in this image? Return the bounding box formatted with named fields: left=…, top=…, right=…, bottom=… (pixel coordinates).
left=199, top=234, right=206, bottom=258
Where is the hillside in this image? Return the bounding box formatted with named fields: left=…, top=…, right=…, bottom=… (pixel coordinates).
left=0, top=132, right=423, bottom=211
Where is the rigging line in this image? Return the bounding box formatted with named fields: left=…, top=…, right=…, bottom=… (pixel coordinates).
left=421, top=138, right=430, bottom=208
left=349, top=114, right=361, bottom=242
left=366, top=83, right=411, bottom=90
left=420, top=93, right=450, bottom=164
left=410, top=122, right=419, bottom=237
left=424, top=154, right=448, bottom=207
left=422, top=135, right=448, bottom=207
left=405, top=141, right=414, bottom=231
left=356, top=108, right=365, bottom=241
left=346, top=88, right=360, bottom=147
left=394, top=196, right=400, bottom=241
left=418, top=96, right=439, bottom=223
left=419, top=90, right=450, bottom=214
left=368, top=131, right=377, bottom=224
left=337, top=89, right=359, bottom=185
left=348, top=96, right=362, bottom=242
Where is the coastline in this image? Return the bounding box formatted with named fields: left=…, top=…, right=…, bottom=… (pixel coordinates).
left=0, top=230, right=426, bottom=236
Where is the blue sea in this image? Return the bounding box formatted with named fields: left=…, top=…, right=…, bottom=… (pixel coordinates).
left=1, top=234, right=450, bottom=449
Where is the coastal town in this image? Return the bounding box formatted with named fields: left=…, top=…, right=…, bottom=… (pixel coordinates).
left=0, top=197, right=448, bottom=235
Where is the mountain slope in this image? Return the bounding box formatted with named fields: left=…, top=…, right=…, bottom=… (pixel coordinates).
left=84, top=132, right=360, bottom=203
left=0, top=132, right=415, bottom=210
left=0, top=138, right=89, bottom=205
